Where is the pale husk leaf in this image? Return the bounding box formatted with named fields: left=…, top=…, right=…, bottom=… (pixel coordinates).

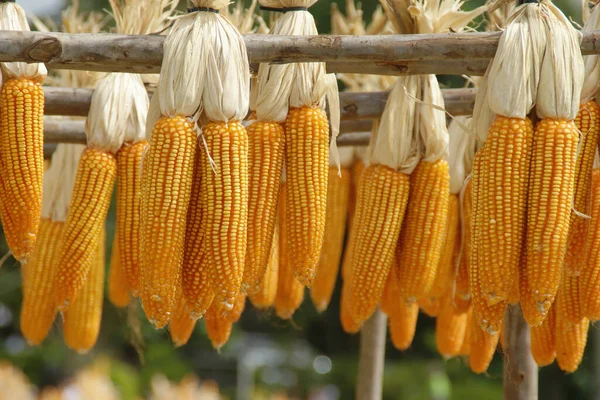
left=0, top=3, right=47, bottom=80
left=448, top=116, right=475, bottom=194
left=408, top=0, right=486, bottom=34
left=536, top=1, right=584, bottom=120
left=471, top=65, right=493, bottom=143
left=191, top=0, right=230, bottom=9
left=109, top=0, right=177, bottom=35
left=87, top=73, right=148, bottom=151
left=486, top=3, right=546, bottom=118
left=41, top=143, right=86, bottom=222
left=332, top=146, right=355, bottom=168
left=418, top=74, right=448, bottom=162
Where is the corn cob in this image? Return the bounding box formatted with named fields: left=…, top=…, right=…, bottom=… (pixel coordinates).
left=54, top=148, right=116, bottom=311
left=340, top=280, right=361, bottom=334
left=201, top=121, right=249, bottom=309
left=141, top=116, right=196, bottom=328
left=396, top=159, right=450, bottom=301
left=389, top=300, right=419, bottom=351
left=469, top=322, right=500, bottom=374
left=436, top=292, right=469, bottom=358
left=274, top=184, right=305, bottom=319
left=471, top=116, right=533, bottom=335
left=581, top=168, right=600, bottom=319
left=0, top=78, right=45, bottom=261
left=347, top=159, right=366, bottom=230
left=418, top=297, right=441, bottom=317
left=522, top=119, right=579, bottom=326
left=20, top=219, right=63, bottom=345
left=63, top=228, right=105, bottom=353
left=530, top=303, right=556, bottom=367
left=564, top=101, right=600, bottom=275
left=556, top=279, right=589, bottom=373
left=108, top=234, right=130, bottom=309
left=454, top=179, right=472, bottom=312
left=204, top=293, right=246, bottom=350
left=347, top=164, right=410, bottom=327
left=249, top=223, right=279, bottom=310
left=116, top=140, right=147, bottom=296
left=311, top=166, right=351, bottom=312
left=284, top=106, right=329, bottom=286
left=380, top=259, right=399, bottom=316
left=181, top=146, right=214, bottom=318
left=459, top=306, right=473, bottom=356
left=169, top=287, right=197, bottom=347
left=243, top=121, right=284, bottom=293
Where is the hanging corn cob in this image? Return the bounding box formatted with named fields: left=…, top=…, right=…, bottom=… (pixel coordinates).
left=204, top=293, right=246, bottom=350
left=436, top=292, right=469, bottom=358
left=468, top=318, right=500, bottom=374
left=530, top=303, right=556, bottom=367
left=555, top=277, right=589, bottom=372
left=310, top=148, right=353, bottom=312
left=581, top=157, right=600, bottom=319
left=169, top=285, right=197, bottom=347
left=145, top=0, right=249, bottom=327
left=459, top=306, right=473, bottom=356
left=256, top=0, right=339, bottom=287
left=382, top=265, right=418, bottom=350
left=63, top=228, right=106, bottom=353
left=108, top=234, right=130, bottom=309
left=0, top=2, right=47, bottom=261
left=249, top=224, right=279, bottom=310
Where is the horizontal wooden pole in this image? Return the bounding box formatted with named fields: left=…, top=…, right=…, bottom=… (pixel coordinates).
left=2, top=30, right=599, bottom=75
left=42, top=86, right=476, bottom=119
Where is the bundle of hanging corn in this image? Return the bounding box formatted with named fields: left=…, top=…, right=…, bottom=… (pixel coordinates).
left=470, top=0, right=583, bottom=372
left=253, top=0, right=339, bottom=293
left=0, top=2, right=47, bottom=262
left=146, top=0, right=249, bottom=329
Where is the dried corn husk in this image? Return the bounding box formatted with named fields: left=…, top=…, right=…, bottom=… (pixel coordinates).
left=224, top=0, right=268, bottom=33
left=448, top=116, right=475, bottom=195
left=581, top=4, right=600, bottom=103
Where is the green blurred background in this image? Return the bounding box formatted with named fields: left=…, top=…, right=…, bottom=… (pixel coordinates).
left=0, top=0, right=596, bottom=399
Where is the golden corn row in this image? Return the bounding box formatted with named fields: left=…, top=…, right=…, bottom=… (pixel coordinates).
left=63, top=228, right=105, bottom=353
left=459, top=307, right=473, bottom=356
left=284, top=107, right=329, bottom=286
left=436, top=292, right=469, bottom=358
left=311, top=167, right=351, bottom=312
left=522, top=119, right=579, bottom=326
left=274, top=184, right=305, bottom=319
left=555, top=279, right=589, bottom=373
left=564, top=101, right=600, bottom=275
left=530, top=303, right=556, bottom=367
left=202, top=121, right=249, bottom=309
left=347, top=159, right=366, bottom=230
left=347, top=164, right=410, bottom=327
left=471, top=116, right=533, bottom=335
left=581, top=168, right=600, bottom=319
left=108, top=234, right=131, bottom=309
left=205, top=293, right=246, bottom=350
left=0, top=78, right=44, bottom=262
left=389, top=300, right=419, bottom=351
left=454, top=180, right=472, bottom=312
left=54, top=147, right=116, bottom=311
left=20, top=219, right=63, bottom=345
left=396, top=159, right=450, bottom=301
left=141, top=116, right=196, bottom=328
left=182, top=148, right=214, bottom=318
left=116, top=140, right=147, bottom=296
left=249, top=223, right=279, bottom=310
left=469, top=321, right=500, bottom=374
left=169, top=286, right=197, bottom=347
left=243, top=121, right=284, bottom=293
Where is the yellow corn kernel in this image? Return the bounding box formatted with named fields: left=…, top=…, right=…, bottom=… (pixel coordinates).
left=469, top=320, right=500, bottom=374
left=116, top=140, right=147, bottom=296
left=347, top=159, right=366, bottom=230
left=428, top=194, right=461, bottom=302
left=243, top=121, right=284, bottom=293
left=0, top=78, right=44, bottom=262
left=204, top=293, right=246, bottom=350
left=169, top=286, right=197, bottom=347
left=274, top=184, right=305, bottom=319
left=388, top=299, right=419, bottom=351
left=565, top=101, right=600, bottom=275
left=284, top=107, right=329, bottom=286
left=141, top=116, right=196, bottom=328
left=54, top=147, right=116, bottom=312
left=20, top=219, right=63, bottom=345
left=454, top=180, right=472, bottom=313
left=436, top=292, right=469, bottom=358
left=249, top=223, right=279, bottom=310
left=63, top=228, right=105, bottom=353
left=108, top=234, right=130, bottom=309
left=380, top=261, right=399, bottom=316
left=521, top=119, right=578, bottom=326
left=556, top=280, right=589, bottom=373
left=530, top=303, right=556, bottom=367
left=581, top=169, right=600, bottom=319
left=311, top=167, right=351, bottom=312
left=396, top=159, right=450, bottom=301
left=340, top=279, right=361, bottom=334
left=418, top=297, right=440, bottom=317
left=201, top=121, right=249, bottom=309
left=182, top=148, right=214, bottom=318
left=459, top=306, right=473, bottom=356
left=348, top=164, right=410, bottom=326
left=471, top=116, right=533, bottom=335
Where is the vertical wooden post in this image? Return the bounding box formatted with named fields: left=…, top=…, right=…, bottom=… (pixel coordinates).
left=503, top=304, right=538, bottom=400
left=356, top=308, right=387, bottom=400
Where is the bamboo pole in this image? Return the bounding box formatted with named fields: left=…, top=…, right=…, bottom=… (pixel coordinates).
left=503, top=304, right=538, bottom=400
left=356, top=309, right=387, bottom=400
left=2, top=30, right=600, bottom=75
